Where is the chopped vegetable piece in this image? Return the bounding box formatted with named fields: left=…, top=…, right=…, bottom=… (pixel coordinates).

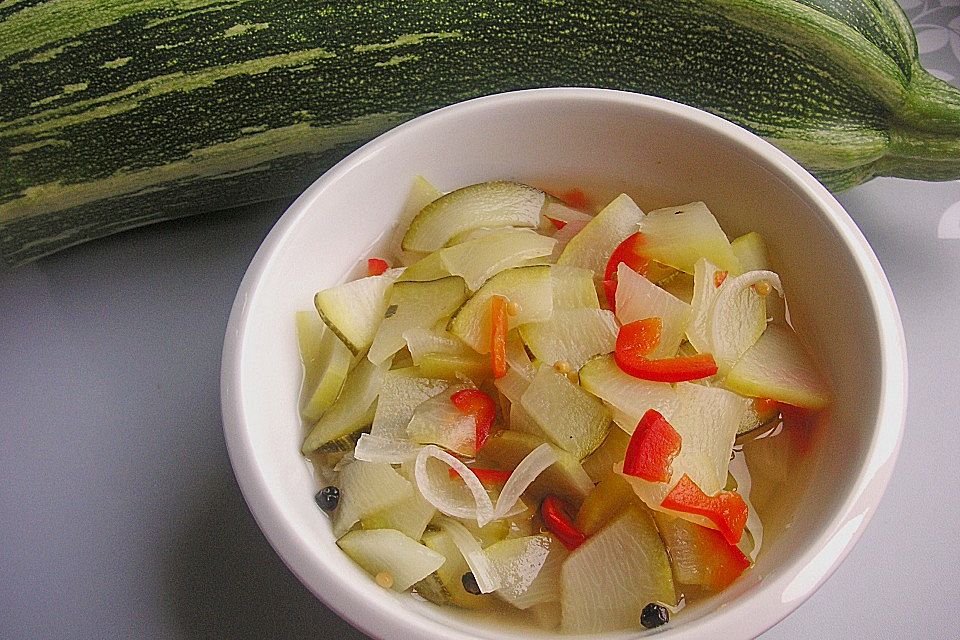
left=558, top=194, right=644, bottom=273
left=614, top=263, right=692, bottom=359
left=485, top=534, right=558, bottom=609
left=314, top=486, right=340, bottom=512
left=450, top=388, right=497, bottom=451
left=641, top=202, right=739, bottom=274
left=615, top=318, right=718, bottom=383
left=540, top=495, right=587, bottom=550
left=545, top=216, right=567, bottom=230
left=332, top=460, right=414, bottom=536
left=302, top=358, right=387, bottom=454
left=367, top=257, right=390, bottom=276
left=560, top=507, right=676, bottom=634
left=714, top=270, right=728, bottom=288
left=640, top=603, right=670, bottom=629
left=616, top=316, right=662, bottom=357
left=370, top=367, right=450, bottom=440
left=416, top=529, right=488, bottom=609
left=440, top=227, right=557, bottom=290
left=660, top=474, right=748, bottom=545
left=622, top=409, right=682, bottom=483
left=518, top=308, right=618, bottom=371
left=490, top=295, right=509, bottom=378
left=652, top=511, right=751, bottom=591
left=580, top=427, right=631, bottom=483
left=574, top=471, right=638, bottom=536
left=337, top=529, right=445, bottom=592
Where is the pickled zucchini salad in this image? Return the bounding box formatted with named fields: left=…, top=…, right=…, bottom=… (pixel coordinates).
left=295, top=180, right=831, bottom=634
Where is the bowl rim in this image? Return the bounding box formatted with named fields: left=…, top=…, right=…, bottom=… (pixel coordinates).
left=221, top=87, right=908, bottom=640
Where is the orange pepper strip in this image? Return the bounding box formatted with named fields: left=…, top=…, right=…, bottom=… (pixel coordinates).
left=490, top=295, right=508, bottom=379
left=661, top=474, right=748, bottom=545
left=615, top=318, right=718, bottom=383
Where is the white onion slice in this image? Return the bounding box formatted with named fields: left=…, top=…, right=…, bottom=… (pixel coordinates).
left=414, top=445, right=495, bottom=525
left=494, top=443, right=557, bottom=518
left=353, top=434, right=422, bottom=464
left=437, top=517, right=502, bottom=594
left=708, top=270, right=783, bottom=371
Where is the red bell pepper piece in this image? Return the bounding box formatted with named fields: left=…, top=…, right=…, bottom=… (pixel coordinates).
left=448, top=467, right=513, bottom=485
left=622, top=409, right=682, bottom=482
left=713, top=270, right=728, bottom=288
left=541, top=495, right=588, bottom=550
left=661, top=474, right=748, bottom=545
left=603, top=232, right=649, bottom=308
left=544, top=215, right=568, bottom=230
left=490, top=295, right=508, bottom=379
left=367, top=257, right=389, bottom=276
left=560, top=188, right=589, bottom=210
left=450, top=388, right=496, bottom=451
left=615, top=318, right=718, bottom=383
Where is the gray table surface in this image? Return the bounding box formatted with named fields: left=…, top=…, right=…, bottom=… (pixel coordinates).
left=3, top=3, right=960, bottom=638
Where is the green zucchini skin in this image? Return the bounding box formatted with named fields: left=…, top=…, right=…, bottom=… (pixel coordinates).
left=1, top=0, right=958, bottom=267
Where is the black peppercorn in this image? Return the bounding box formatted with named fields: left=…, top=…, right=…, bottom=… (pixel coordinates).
left=640, top=602, right=669, bottom=629
left=314, top=486, right=340, bottom=512
left=461, top=572, right=481, bottom=596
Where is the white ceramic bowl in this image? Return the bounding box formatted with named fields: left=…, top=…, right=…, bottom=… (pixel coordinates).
left=221, top=88, right=907, bottom=639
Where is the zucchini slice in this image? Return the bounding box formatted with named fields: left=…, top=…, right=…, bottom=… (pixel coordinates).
left=402, top=181, right=546, bottom=252
left=301, top=358, right=386, bottom=454
left=367, top=276, right=468, bottom=364
left=314, top=268, right=402, bottom=354
left=557, top=194, right=643, bottom=273
left=520, top=366, right=611, bottom=460
left=337, top=529, right=444, bottom=591
left=296, top=310, right=352, bottom=421
left=518, top=308, right=618, bottom=371
left=440, top=227, right=556, bottom=291
left=448, top=265, right=553, bottom=354
left=641, top=202, right=740, bottom=274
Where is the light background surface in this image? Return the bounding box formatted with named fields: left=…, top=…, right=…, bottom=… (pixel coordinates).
left=2, top=3, right=959, bottom=638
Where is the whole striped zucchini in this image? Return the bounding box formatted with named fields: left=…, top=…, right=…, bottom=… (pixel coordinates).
left=2, top=0, right=959, bottom=267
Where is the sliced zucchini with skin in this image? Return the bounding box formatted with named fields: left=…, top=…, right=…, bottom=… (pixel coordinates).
left=485, top=534, right=556, bottom=609
left=403, top=327, right=474, bottom=364
left=578, top=354, right=677, bottom=434
left=417, top=350, right=492, bottom=381
left=392, top=175, right=444, bottom=266
left=440, top=227, right=557, bottom=291
left=724, top=323, right=831, bottom=409
left=641, top=202, right=740, bottom=274
left=302, top=357, right=386, bottom=454
left=557, top=193, right=644, bottom=273
left=580, top=426, right=631, bottom=483
left=370, top=366, right=450, bottom=440
left=560, top=507, right=676, bottom=634
left=396, top=249, right=451, bottom=282
left=519, top=308, right=618, bottom=371
left=416, top=528, right=490, bottom=609
left=367, top=276, right=468, bottom=364
left=332, top=460, right=414, bottom=536
left=402, top=181, right=546, bottom=252
left=296, top=310, right=352, bottom=421
left=337, top=529, right=444, bottom=591
left=314, top=268, right=402, bottom=354
left=520, top=366, right=610, bottom=460
left=448, top=266, right=553, bottom=354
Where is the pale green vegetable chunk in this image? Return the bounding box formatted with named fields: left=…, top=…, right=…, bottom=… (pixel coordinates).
left=440, top=227, right=557, bottom=290
left=519, top=308, right=618, bottom=370
left=393, top=175, right=444, bottom=266
left=337, top=529, right=444, bottom=591
left=402, top=181, right=545, bottom=252
left=725, top=324, right=831, bottom=409
left=370, top=367, right=450, bottom=440
left=504, top=330, right=537, bottom=380
left=550, top=265, right=600, bottom=310
left=367, top=276, right=467, bottom=364
left=642, top=202, right=740, bottom=274
left=560, top=507, right=676, bottom=634
left=449, top=266, right=553, bottom=353
left=615, top=262, right=691, bottom=359
left=486, top=535, right=563, bottom=610
left=731, top=231, right=771, bottom=273
left=520, top=366, right=610, bottom=460
left=332, top=460, right=414, bottom=536
left=402, top=327, right=473, bottom=364
left=557, top=193, right=643, bottom=273
left=396, top=249, right=451, bottom=282
left=296, top=310, right=352, bottom=421
left=302, top=358, right=386, bottom=454
left=579, top=354, right=678, bottom=433
left=314, top=268, right=402, bottom=354
left=416, top=529, right=489, bottom=609
left=361, top=489, right=436, bottom=541
left=580, top=426, right=631, bottom=483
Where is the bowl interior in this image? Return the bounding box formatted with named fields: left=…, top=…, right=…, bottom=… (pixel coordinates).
left=224, top=89, right=904, bottom=639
